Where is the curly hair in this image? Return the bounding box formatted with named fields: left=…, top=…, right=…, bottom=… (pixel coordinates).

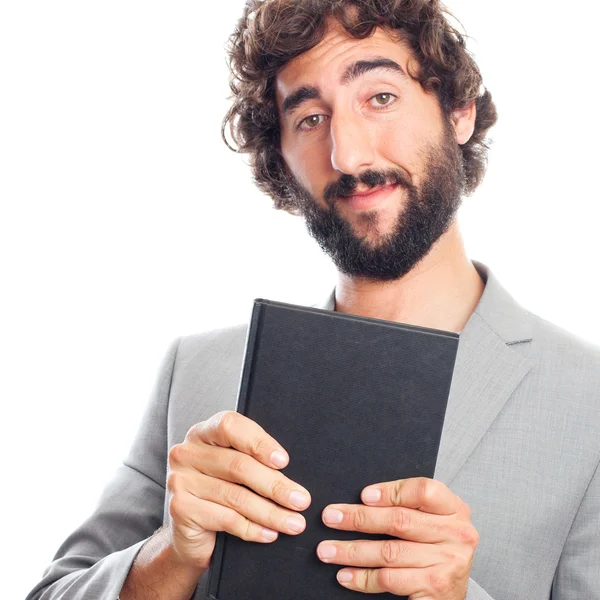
left=222, top=0, right=498, bottom=214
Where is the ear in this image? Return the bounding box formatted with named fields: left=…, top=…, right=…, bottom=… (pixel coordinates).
left=451, top=101, right=477, bottom=145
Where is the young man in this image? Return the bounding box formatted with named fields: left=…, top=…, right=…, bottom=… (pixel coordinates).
left=27, top=1, right=600, bottom=599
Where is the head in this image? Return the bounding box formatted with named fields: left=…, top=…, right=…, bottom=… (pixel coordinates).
left=222, top=0, right=498, bottom=281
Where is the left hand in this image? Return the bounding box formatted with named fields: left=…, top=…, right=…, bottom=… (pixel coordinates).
left=316, top=477, right=478, bottom=599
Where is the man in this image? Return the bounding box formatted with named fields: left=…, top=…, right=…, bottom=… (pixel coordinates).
left=27, top=1, right=600, bottom=599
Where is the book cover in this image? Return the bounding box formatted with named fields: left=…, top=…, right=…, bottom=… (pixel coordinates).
left=207, top=299, right=459, bottom=599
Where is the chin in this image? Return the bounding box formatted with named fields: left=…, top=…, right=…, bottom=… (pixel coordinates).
left=347, top=208, right=400, bottom=238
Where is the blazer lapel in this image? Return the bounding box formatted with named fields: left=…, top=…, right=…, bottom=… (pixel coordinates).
left=434, top=316, right=533, bottom=485
left=315, top=260, right=536, bottom=488
left=435, top=261, right=535, bottom=485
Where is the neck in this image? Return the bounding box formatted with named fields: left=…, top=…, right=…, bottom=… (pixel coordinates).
left=334, top=220, right=485, bottom=333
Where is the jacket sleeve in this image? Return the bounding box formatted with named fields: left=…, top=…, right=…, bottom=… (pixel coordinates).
left=25, top=337, right=181, bottom=600
left=551, top=459, right=600, bottom=599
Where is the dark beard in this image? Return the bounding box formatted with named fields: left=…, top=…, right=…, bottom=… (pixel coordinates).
left=285, top=118, right=466, bottom=282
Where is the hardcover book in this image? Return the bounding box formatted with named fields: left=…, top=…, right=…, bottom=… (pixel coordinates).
left=207, top=298, right=459, bottom=599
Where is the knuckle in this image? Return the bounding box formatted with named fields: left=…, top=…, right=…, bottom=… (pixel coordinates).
left=218, top=411, right=238, bottom=435
left=456, top=524, right=479, bottom=547
left=381, top=540, right=401, bottom=566
left=362, top=568, right=376, bottom=589
left=166, top=470, right=184, bottom=493
left=472, top=527, right=480, bottom=547
left=416, top=477, right=434, bottom=505
left=221, top=507, right=242, bottom=531
left=270, top=478, right=288, bottom=501
left=468, top=526, right=480, bottom=548
left=345, top=541, right=358, bottom=562
left=441, top=547, right=459, bottom=564
left=168, top=494, right=186, bottom=521
left=451, top=549, right=472, bottom=570
left=242, top=519, right=254, bottom=541
left=210, top=410, right=230, bottom=427
left=237, top=515, right=262, bottom=542
left=229, top=454, right=250, bottom=480
left=266, top=501, right=283, bottom=528
left=352, top=508, right=368, bottom=531
left=428, top=569, right=451, bottom=595
left=389, top=484, right=403, bottom=506
left=224, top=485, right=247, bottom=510
left=376, top=568, right=394, bottom=592
left=168, top=443, right=188, bottom=467
left=184, top=422, right=202, bottom=442
left=390, top=508, right=409, bottom=536
left=249, top=435, right=269, bottom=458
left=210, top=410, right=227, bottom=422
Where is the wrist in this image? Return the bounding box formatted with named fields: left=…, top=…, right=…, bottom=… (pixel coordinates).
left=120, top=526, right=206, bottom=600
left=160, top=526, right=209, bottom=575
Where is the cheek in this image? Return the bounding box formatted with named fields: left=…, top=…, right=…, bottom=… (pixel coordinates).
left=377, top=123, right=420, bottom=170
left=282, top=138, right=331, bottom=195
left=375, top=113, right=437, bottom=181
left=375, top=93, right=443, bottom=162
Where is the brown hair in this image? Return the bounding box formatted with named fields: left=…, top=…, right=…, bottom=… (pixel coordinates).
left=222, top=0, right=498, bottom=214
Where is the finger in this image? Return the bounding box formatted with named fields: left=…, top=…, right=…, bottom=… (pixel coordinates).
left=173, top=470, right=307, bottom=536
left=169, top=443, right=311, bottom=511
left=322, top=505, right=453, bottom=543
left=334, top=566, right=427, bottom=595
left=361, top=477, right=462, bottom=515
left=170, top=490, right=280, bottom=544
left=188, top=411, right=290, bottom=470
left=316, top=538, right=442, bottom=568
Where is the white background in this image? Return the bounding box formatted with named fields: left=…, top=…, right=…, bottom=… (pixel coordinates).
left=2, top=1, right=598, bottom=598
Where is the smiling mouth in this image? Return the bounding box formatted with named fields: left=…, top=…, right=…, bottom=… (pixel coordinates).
left=348, top=184, right=392, bottom=196
left=339, top=184, right=400, bottom=210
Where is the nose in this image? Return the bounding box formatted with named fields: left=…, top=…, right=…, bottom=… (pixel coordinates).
left=329, top=113, right=375, bottom=175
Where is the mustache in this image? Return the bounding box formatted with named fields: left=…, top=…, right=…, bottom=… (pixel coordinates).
left=323, top=168, right=412, bottom=204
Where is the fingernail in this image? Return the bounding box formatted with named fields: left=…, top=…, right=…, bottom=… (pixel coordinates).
left=270, top=450, right=288, bottom=468
left=337, top=570, right=353, bottom=583
left=261, top=528, right=278, bottom=542
left=286, top=516, right=305, bottom=533
left=289, top=491, right=310, bottom=509
left=323, top=508, right=344, bottom=524
left=363, top=487, right=381, bottom=503
left=318, top=544, right=337, bottom=560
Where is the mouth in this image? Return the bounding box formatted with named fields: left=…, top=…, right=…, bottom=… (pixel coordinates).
left=339, top=184, right=400, bottom=211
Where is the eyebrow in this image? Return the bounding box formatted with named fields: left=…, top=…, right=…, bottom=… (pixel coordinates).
left=281, top=57, right=408, bottom=115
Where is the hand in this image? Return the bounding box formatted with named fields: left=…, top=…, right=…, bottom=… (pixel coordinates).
left=166, top=411, right=312, bottom=570
left=316, top=477, right=478, bottom=599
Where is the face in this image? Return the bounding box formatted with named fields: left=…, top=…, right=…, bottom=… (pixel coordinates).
left=276, top=19, right=473, bottom=281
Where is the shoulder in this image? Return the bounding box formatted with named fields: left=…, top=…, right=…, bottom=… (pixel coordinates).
left=172, top=296, right=328, bottom=364
left=178, top=323, right=249, bottom=355
left=520, top=311, right=600, bottom=436
left=528, top=311, right=600, bottom=380
left=172, top=323, right=249, bottom=373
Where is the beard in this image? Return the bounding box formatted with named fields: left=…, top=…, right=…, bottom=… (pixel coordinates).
left=284, top=117, right=467, bottom=282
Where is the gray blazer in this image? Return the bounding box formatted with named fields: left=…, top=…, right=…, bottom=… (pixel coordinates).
left=27, top=260, right=600, bottom=600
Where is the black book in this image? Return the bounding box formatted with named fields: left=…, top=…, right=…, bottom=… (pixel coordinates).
left=207, top=298, right=459, bottom=599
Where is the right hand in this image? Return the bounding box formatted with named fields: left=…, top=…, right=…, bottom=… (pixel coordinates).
left=166, top=410, right=312, bottom=570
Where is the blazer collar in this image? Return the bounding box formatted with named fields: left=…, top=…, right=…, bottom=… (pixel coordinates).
left=314, top=259, right=535, bottom=486
left=469, top=260, right=533, bottom=346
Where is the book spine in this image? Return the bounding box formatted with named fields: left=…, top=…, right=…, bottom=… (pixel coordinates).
left=235, top=301, right=264, bottom=416
left=206, top=301, right=265, bottom=599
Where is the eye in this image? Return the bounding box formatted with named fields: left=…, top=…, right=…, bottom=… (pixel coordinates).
left=297, top=114, right=327, bottom=131
left=369, top=92, right=397, bottom=107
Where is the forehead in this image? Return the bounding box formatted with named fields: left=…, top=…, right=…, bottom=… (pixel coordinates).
left=276, top=20, right=414, bottom=101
